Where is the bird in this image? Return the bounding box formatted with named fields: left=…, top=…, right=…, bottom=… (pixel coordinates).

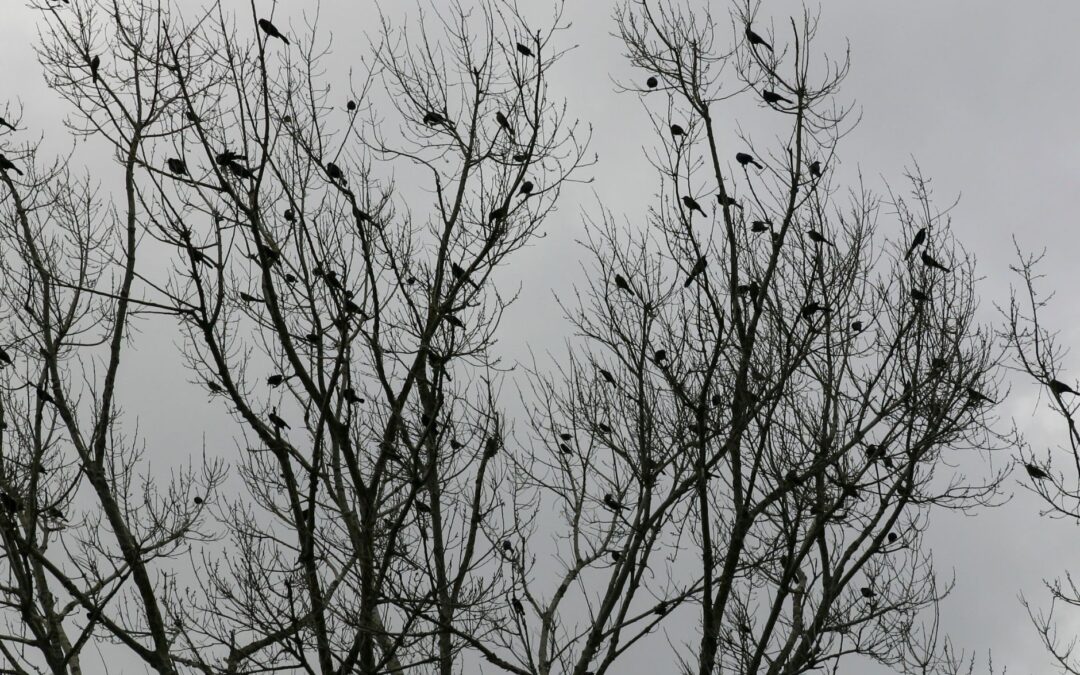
left=519, top=180, right=534, bottom=196
left=920, top=252, right=950, bottom=272
left=559, top=432, right=573, bottom=441
left=850, top=320, right=863, bottom=332
left=682, top=195, right=705, bottom=216
left=89, top=55, right=100, bottom=82
left=745, top=26, right=773, bottom=52
left=1049, top=379, right=1079, bottom=396
left=489, top=206, right=508, bottom=223
left=451, top=262, right=478, bottom=287
left=646, top=76, right=658, bottom=88
left=166, top=158, right=187, bottom=175
left=613, top=274, right=631, bottom=293
left=267, top=374, right=286, bottom=387
left=502, top=539, right=514, bottom=553
left=325, top=162, right=344, bottom=182
left=346, top=100, right=357, bottom=111
left=268, top=408, right=289, bottom=430
left=511, top=595, right=526, bottom=616
left=684, top=256, right=707, bottom=288
left=598, top=368, right=616, bottom=385
left=239, top=292, right=262, bottom=303
left=1025, top=462, right=1049, bottom=480
left=0, top=155, right=22, bottom=176
left=484, top=437, right=499, bottom=458
left=966, top=387, right=993, bottom=405
left=444, top=314, right=464, bottom=329
left=0, top=117, right=15, bottom=131
left=653, top=349, right=667, bottom=365
left=0, top=347, right=11, bottom=366
left=558, top=442, right=572, bottom=454
left=258, top=18, right=290, bottom=45
left=343, top=387, right=363, bottom=404
left=283, top=208, right=295, bottom=222
left=887, top=532, right=899, bottom=543
left=495, top=111, right=513, bottom=135
left=750, top=220, right=771, bottom=233
left=603, top=493, right=625, bottom=511
left=215, top=150, right=246, bottom=166
left=670, top=123, right=685, bottom=137
left=809, top=160, right=822, bottom=178
left=911, top=289, right=929, bottom=303
left=859, top=586, right=876, bottom=599
left=762, top=90, right=792, bottom=105
left=806, top=229, right=834, bottom=247
left=516, top=42, right=533, bottom=57
left=905, top=227, right=926, bottom=260
left=423, top=111, right=445, bottom=126
left=193, top=496, right=204, bottom=505
left=735, top=152, right=763, bottom=169
left=206, top=380, right=223, bottom=394
left=716, top=193, right=743, bottom=210
left=800, top=301, right=828, bottom=318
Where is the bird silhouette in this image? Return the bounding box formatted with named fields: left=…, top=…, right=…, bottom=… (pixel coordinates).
left=216, top=150, right=246, bottom=166
left=267, top=374, right=286, bottom=387
left=905, top=227, right=926, bottom=259
left=451, top=263, right=478, bottom=288
left=614, top=274, right=632, bottom=293
left=807, top=229, right=834, bottom=247
left=653, top=349, right=667, bottom=365
left=512, top=152, right=530, bottom=162
left=239, top=292, right=263, bottom=303
left=859, top=587, right=876, bottom=599
left=0, top=117, right=15, bottom=131
left=206, top=380, right=223, bottom=393
left=423, top=111, right=445, bottom=126
left=258, top=18, right=290, bottom=45
left=682, top=195, right=705, bottom=215
left=283, top=208, right=295, bottom=222
left=343, top=387, right=363, bottom=404
left=646, top=76, right=658, bottom=88
left=716, top=193, right=743, bottom=210
left=598, top=368, right=616, bottom=385
left=887, top=532, right=899, bottom=543
left=511, top=595, right=525, bottom=616
left=1049, top=379, right=1079, bottom=396
left=325, top=162, right=344, bottom=182
left=559, top=432, right=573, bottom=441
left=809, top=161, right=823, bottom=178
left=489, top=206, right=508, bottom=223
left=166, top=158, right=187, bottom=175
left=670, top=123, right=685, bottom=137
left=745, top=26, right=773, bottom=51
left=684, top=256, right=707, bottom=288
left=800, top=301, right=828, bottom=318
left=736, top=152, right=763, bottom=169
left=495, top=111, right=513, bottom=135
left=750, top=220, right=771, bottom=233
left=762, top=90, right=792, bottom=105
left=90, top=55, right=100, bottom=82
left=966, top=387, right=993, bottom=405
left=850, top=320, right=863, bottom=332
left=1026, top=462, right=1049, bottom=480
left=603, top=493, right=625, bottom=511
left=516, top=42, right=533, bottom=57
left=558, top=442, right=572, bottom=454
left=911, top=289, right=929, bottom=303
left=920, top=252, right=950, bottom=272
left=0, top=155, right=20, bottom=176
left=0, top=347, right=11, bottom=366
left=519, top=180, right=534, bottom=196
left=269, top=408, right=289, bottom=430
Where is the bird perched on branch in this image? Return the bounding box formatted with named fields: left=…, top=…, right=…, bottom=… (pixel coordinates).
left=166, top=158, right=187, bottom=176
left=516, top=42, right=533, bottom=57
left=682, top=195, right=705, bottom=216
left=495, top=111, right=513, bottom=136
left=646, top=76, right=658, bottom=88
left=920, top=252, right=950, bottom=272
left=807, top=229, right=834, bottom=247
left=1025, top=462, right=1049, bottom=480
left=716, top=193, right=743, bottom=210
left=0, top=117, right=15, bottom=131
left=736, top=152, right=763, bottom=169
left=745, top=26, right=773, bottom=51
left=809, top=160, right=822, bottom=178
left=269, top=408, right=289, bottom=430
left=1049, top=379, right=1079, bottom=396
left=613, top=274, right=632, bottom=293
left=762, top=90, right=792, bottom=105
left=423, top=111, right=445, bottom=126
left=325, top=162, right=344, bottom=182
left=89, top=55, right=100, bottom=82
left=603, top=493, right=626, bottom=512
left=258, top=18, right=290, bottom=45
left=905, top=227, right=926, bottom=259
left=670, top=123, right=685, bottom=137
left=519, top=180, right=534, bottom=196
left=684, top=256, right=707, bottom=288
left=0, top=155, right=23, bottom=176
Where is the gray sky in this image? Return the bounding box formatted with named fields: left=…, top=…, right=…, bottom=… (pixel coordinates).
left=3, top=0, right=1080, bottom=673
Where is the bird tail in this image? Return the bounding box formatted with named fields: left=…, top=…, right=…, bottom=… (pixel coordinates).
left=904, top=242, right=916, bottom=260
left=282, top=36, right=290, bottom=45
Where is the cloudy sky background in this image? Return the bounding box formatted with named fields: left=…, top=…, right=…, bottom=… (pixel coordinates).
left=3, top=0, right=1080, bottom=672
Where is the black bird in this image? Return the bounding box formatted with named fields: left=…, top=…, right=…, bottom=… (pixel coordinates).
left=807, top=229, right=834, bottom=247
left=166, top=158, right=187, bottom=175
left=614, top=274, right=631, bottom=293
left=1025, top=462, right=1049, bottom=480
left=801, top=301, right=828, bottom=318
left=343, top=387, right=364, bottom=404
left=444, top=314, right=464, bottom=329
left=750, top=220, right=771, bottom=233
left=684, top=256, right=707, bottom=288
left=90, top=55, right=100, bottom=82
left=558, top=442, right=572, bottom=454
left=887, top=532, right=899, bottom=543
left=423, top=111, right=446, bottom=126
left=905, top=227, right=926, bottom=260
left=451, top=262, right=478, bottom=287
left=762, top=90, right=792, bottom=105
left=0, top=347, right=10, bottom=366
left=495, top=111, right=513, bottom=135
left=860, top=586, right=876, bottom=599
left=966, top=387, right=994, bottom=405
left=920, top=252, right=950, bottom=272
left=745, top=26, right=773, bottom=51
left=646, top=76, right=658, bottom=88
left=489, top=206, right=508, bottom=223
left=598, top=368, right=616, bottom=385
left=850, top=320, right=863, bottom=332
left=283, top=208, right=296, bottom=222
left=346, top=100, right=357, bottom=111
left=598, top=423, right=612, bottom=433
left=519, top=180, right=534, bottom=196
left=269, top=408, right=289, bottom=430
left=516, top=42, right=533, bottom=57
left=258, top=18, right=290, bottom=45
left=267, top=374, right=286, bottom=387
left=653, top=349, right=667, bottom=365
left=603, top=493, right=625, bottom=512
left=0, top=117, right=15, bottom=131
left=670, top=123, right=685, bottom=137
left=484, top=437, right=499, bottom=458
left=511, top=595, right=526, bottom=616
left=735, top=152, right=763, bottom=169
left=215, top=150, right=246, bottom=166
left=512, top=152, right=530, bottom=162
left=1049, top=379, right=1079, bottom=396
left=911, top=289, right=929, bottom=303
left=682, top=195, right=705, bottom=216
left=716, top=193, right=743, bottom=210
left=192, top=496, right=204, bottom=505
left=559, top=432, right=573, bottom=441
left=808, top=161, right=822, bottom=179
left=0, top=155, right=22, bottom=176
left=325, top=162, right=344, bottom=182
left=239, top=292, right=262, bottom=303
left=502, top=539, right=514, bottom=553
left=206, top=380, right=223, bottom=393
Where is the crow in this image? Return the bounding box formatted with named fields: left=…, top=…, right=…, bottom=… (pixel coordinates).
left=736, top=152, right=763, bottom=169
left=762, top=90, right=792, bottom=105
left=966, top=387, right=993, bottom=405
left=745, top=26, right=773, bottom=51
left=1049, top=379, right=1079, bottom=396
left=268, top=408, right=289, bottom=430
left=684, top=256, right=707, bottom=288
left=920, top=252, right=950, bottom=272
left=860, top=587, right=876, bottom=599
left=653, top=349, right=667, bottom=365
left=267, top=374, right=286, bottom=387
left=283, top=208, right=296, bottom=222
left=801, top=301, right=828, bottom=318
left=343, top=387, right=363, bottom=404
left=258, top=18, right=290, bottom=45
left=598, top=368, right=616, bottom=385
left=911, top=289, right=929, bottom=303
left=809, top=160, right=822, bottom=178
left=516, top=42, right=533, bottom=57
left=0, top=347, right=10, bottom=366
left=511, top=595, right=526, bottom=616
left=905, top=227, right=926, bottom=260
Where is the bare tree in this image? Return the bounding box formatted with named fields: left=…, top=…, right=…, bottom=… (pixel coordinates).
left=0, top=0, right=589, bottom=672
left=506, top=2, right=1010, bottom=674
